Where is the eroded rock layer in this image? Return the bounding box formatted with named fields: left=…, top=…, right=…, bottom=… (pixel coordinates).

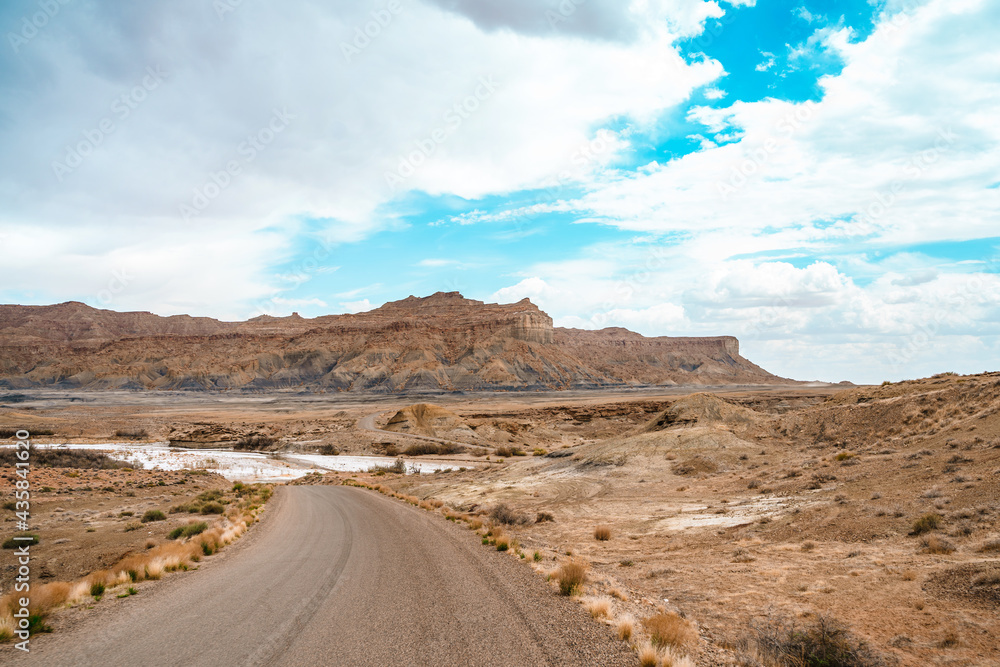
left=0, top=292, right=788, bottom=391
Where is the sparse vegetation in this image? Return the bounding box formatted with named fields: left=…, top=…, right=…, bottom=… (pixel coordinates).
left=643, top=611, right=698, bottom=651
left=594, top=525, right=612, bottom=541
left=141, top=509, right=166, bottom=523
left=910, top=513, right=943, bottom=535
left=489, top=503, right=533, bottom=526
left=233, top=433, right=278, bottom=450
left=738, top=615, right=888, bottom=667
left=584, top=596, right=611, bottom=618
left=113, top=428, right=148, bottom=440
left=615, top=615, right=635, bottom=641
left=556, top=561, right=587, bottom=596
left=919, top=535, right=955, bottom=554
left=2, top=533, right=39, bottom=549
left=168, top=522, right=208, bottom=540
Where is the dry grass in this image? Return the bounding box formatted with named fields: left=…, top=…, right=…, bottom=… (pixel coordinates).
left=0, top=483, right=272, bottom=637
left=584, top=595, right=612, bottom=619
left=594, top=525, right=612, bottom=541
left=738, top=615, right=888, bottom=667
left=901, top=569, right=917, bottom=581
left=977, top=538, right=1000, bottom=553
left=910, top=513, right=943, bottom=534
left=642, top=612, right=698, bottom=651
left=556, top=560, right=587, bottom=596
left=490, top=503, right=533, bottom=526
left=919, top=534, right=956, bottom=554
left=638, top=641, right=659, bottom=667
left=615, top=614, right=635, bottom=641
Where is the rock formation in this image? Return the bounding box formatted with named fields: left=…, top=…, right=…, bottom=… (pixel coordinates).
left=0, top=292, right=790, bottom=391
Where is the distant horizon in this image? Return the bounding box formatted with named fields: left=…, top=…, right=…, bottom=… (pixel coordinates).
left=2, top=0, right=997, bottom=386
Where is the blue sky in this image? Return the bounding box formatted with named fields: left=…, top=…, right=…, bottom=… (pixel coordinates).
left=0, top=0, right=998, bottom=384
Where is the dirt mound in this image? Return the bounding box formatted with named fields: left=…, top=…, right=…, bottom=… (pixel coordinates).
left=642, top=393, right=760, bottom=432
left=383, top=403, right=477, bottom=441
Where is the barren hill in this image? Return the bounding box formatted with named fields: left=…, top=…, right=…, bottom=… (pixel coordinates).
left=0, top=292, right=789, bottom=392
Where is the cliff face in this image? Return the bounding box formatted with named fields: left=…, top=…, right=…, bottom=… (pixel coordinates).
left=0, top=293, right=788, bottom=392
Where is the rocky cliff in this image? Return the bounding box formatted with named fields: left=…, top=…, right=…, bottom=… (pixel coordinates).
left=0, top=293, right=789, bottom=391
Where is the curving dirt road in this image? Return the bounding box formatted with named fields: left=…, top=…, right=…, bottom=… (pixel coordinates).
left=9, top=486, right=633, bottom=666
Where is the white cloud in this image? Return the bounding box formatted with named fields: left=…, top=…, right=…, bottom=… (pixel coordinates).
left=339, top=299, right=374, bottom=314
left=754, top=51, right=776, bottom=72
left=0, top=0, right=725, bottom=316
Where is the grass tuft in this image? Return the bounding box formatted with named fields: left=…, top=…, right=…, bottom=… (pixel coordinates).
left=643, top=611, right=698, bottom=651
left=556, top=560, right=587, bottom=596
left=594, top=525, right=612, bottom=541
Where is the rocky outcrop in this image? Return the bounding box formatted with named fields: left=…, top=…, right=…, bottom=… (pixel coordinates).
left=0, top=292, right=790, bottom=391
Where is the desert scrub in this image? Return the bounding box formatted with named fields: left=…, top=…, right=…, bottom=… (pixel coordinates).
left=124, top=520, right=142, bottom=532
left=200, top=502, right=225, bottom=515
left=919, top=535, right=955, bottom=554
left=594, top=525, right=612, bottom=541
left=142, top=509, right=166, bottom=523
left=738, top=614, right=888, bottom=667
left=643, top=611, right=698, bottom=651
left=556, top=561, right=587, bottom=596
left=169, top=522, right=208, bottom=540
left=489, top=503, right=533, bottom=526
left=910, top=513, right=943, bottom=535
left=2, top=533, right=39, bottom=549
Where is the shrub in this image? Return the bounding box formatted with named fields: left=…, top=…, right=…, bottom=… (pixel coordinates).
left=6, top=446, right=125, bottom=469
left=911, top=513, right=943, bottom=535
left=2, top=533, right=39, bottom=549
left=168, top=522, right=208, bottom=539
left=536, top=511, right=555, bottom=523
left=732, top=547, right=755, bottom=563
left=557, top=561, right=587, bottom=596
left=200, top=502, right=224, bottom=515
left=977, top=539, right=1000, bottom=554
left=801, top=541, right=816, bottom=552
left=533, top=448, right=547, bottom=456
left=920, top=535, right=955, bottom=554
left=141, top=510, right=166, bottom=523
left=113, top=428, right=148, bottom=440
left=741, top=615, right=888, bottom=667
left=124, top=521, right=142, bottom=532
left=234, top=433, right=278, bottom=450
left=594, top=525, right=612, bottom=541
left=533, top=551, right=542, bottom=562
left=643, top=612, right=698, bottom=650
left=402, top=442, right=463, bottom=456
left=90, top=582, right=105, bottom=598
left=489, top=503, right=533, bottom=526
left=495, top=534, right=510, bottom=552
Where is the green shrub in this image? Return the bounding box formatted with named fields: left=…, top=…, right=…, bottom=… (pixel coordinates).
left=200, top=502, right=224, bottom=515
left=90, top=582, right=105, bottom=598
left=169, top=521, right=208, bottom=539
left=142, top=510, right=166, bottom=523
left=2, top=533, right=39, bottom=549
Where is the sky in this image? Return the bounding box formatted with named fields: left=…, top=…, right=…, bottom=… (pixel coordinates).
left=0, top=0, right=998, bottom=384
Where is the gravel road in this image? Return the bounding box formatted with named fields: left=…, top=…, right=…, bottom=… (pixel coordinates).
left=7, top=486, right=635, bottom=666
